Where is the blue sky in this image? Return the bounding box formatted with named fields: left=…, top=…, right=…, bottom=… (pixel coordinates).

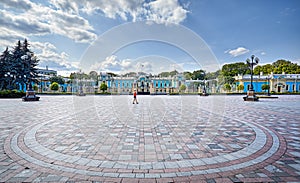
left=1, top=0, right=299, bottom=76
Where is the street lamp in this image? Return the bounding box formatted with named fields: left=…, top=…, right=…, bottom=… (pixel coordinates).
left=200, top=71, right=208, bottom=96
left=243, top=55, right=259, bottom=101
left=266, top=75, right=271, bottom=96
left=246, top=55, right=259, bottom=90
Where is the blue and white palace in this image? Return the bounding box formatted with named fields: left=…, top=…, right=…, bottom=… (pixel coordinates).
left=35, top=67, right=300, bottom=94
left=234, top=73, right=300, bottom=93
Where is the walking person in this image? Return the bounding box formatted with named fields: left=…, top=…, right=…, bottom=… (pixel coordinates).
left=133, top=89, right=138, bottom=104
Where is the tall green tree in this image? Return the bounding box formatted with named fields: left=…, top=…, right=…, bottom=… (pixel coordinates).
left=183, top=71, right=192, bottom=80
left=218, top=75, right=235, bottom=85
left=0, top=47, right=12, bottom=90
left=0, top=39, right=39, bottom=90
left=50, top=76, right=65, bottom=84
left=272, top=59, right=300, bottom=74
left=192, top=70, right=205, bottom=80
left=159, top=71, right=170, bottom=77
left=221, top=62, right=250, bottom=76
left=169, top=70, right=179, bottom=76
left=22, top=39, right=39, bottom=84
left=206, top=70, right=220, bottom=80
left=254, top=64, right=273, bottom=75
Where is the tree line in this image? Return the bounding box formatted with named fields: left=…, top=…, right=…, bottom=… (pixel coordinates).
left=216, top=60, right=300, bottom=85
left=0, top=39, right=39, bottom=90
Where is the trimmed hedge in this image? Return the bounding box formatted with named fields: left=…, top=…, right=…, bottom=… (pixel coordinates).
left=0, top=90, right=26, bottom=98
left=169, top=92, right=180, bottom=95
left=95, top=92, right=112, bottom=95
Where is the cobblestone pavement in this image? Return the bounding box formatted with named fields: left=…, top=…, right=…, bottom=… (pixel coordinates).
left=0, top=95, right=299, bottom=182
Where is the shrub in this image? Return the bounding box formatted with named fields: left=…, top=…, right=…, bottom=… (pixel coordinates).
left=95, top=92, right=111, bottom=95
left=0, top=90, right=26, bottom=98
left=169, top=92, right=179, bottom=95
left=237, top=84, right=244, bottom=91
left=50, top=82, right=59, bottom=91
left=223, top=83, right=231, bottom=92
left=261, top=84, right=270, bottom=91
left=33, top=85, right=39, bottom=91
left=179, top=84, right=186, bottom=92
left=100, top=83, right=108, bottom=93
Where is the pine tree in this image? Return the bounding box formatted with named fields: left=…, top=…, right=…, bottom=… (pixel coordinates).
left=11, top=40, right=25, bottom=90
left=0, top=47, right=12, bottom=90
left=0, top=39, right=40, bottom=90
left=22, top=39, right=39, bottom=84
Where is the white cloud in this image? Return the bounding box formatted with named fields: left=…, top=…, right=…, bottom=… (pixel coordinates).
left=31, top=41, right=79, bottom=72
left=0, top=0, right=188, bottom=48
left=145, top=0, right=188, bottom=25
left=90, top=55, right=133, bottom=72
left=225, top=47, right=249, bottom=57
left=0, top=0, right=97, bottom=44
left=0, top=27, right=25, bottom=48
left=83, top=0, right=144, bottom=21
left=0, top=0, right=32, bottom=11
left=0, top=0, right=190, bottom=75
left=90, top=55, right=188, bottom=74
left=0, top=0, right=189, bottom=47
left=295, top=58, right=300, bottom=65
left=81, top=0, right=188, bottom=25
left=49, top=0, right=79, bottom=14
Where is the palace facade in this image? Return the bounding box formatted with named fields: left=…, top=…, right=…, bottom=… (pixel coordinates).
left=33, top=69, right=300, bottom=94
left=98, top=72, right=187, bottom=94
left=234, top=73, right=300, bottom=93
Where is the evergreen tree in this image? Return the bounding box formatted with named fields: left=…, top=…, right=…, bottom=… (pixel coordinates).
left=0, top=47, right=12, bottom=90
left=10, top=40, right=23, bottom=89
left=0, top=39, right=39, bottom=90
left=22, top=39, right=39, bottom=84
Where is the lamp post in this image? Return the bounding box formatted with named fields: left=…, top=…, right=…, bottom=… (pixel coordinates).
left=247, top=55, right=259, bottom=90
left=200, top=71, right=208, bottom=96
left=243, top=55, right=259, bottom=101
left=295, top=75, right=298, bottom=92
left=266, top=75, right=271, bottom=96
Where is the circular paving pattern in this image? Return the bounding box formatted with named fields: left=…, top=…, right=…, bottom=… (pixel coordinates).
left=5, top=96, right=286, bottom=180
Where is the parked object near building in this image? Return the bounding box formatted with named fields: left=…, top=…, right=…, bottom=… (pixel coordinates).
left=22, top=84, right=40, bottom=101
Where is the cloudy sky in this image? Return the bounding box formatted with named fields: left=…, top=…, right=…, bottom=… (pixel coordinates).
left=1, top=0, right=299, bottom=76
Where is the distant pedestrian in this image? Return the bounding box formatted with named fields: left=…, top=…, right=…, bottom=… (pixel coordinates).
left=133, top=90, right=138, bottom=104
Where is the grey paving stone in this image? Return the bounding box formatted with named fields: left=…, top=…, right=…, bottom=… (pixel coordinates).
left=144, top=173, right=161, bottom=178
left=152, top=162, right=165, bottom=169
left=1, top=95, right=300, bottom=181
left=160, top=172, right=177, bottom=178
left=176, top=171, right=192, bottom=177
left=98, top=161, right=116, bottom=168
left=42, top=175, right=63, bottom=182
left=119, top=173, right=136, bottom=178
left=164, top=162, right=179, bottom=169
left=103, top=172, right=120, bottom=178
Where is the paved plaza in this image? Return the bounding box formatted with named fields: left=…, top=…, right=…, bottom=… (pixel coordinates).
left=0, top=95, right=299, bottom=182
